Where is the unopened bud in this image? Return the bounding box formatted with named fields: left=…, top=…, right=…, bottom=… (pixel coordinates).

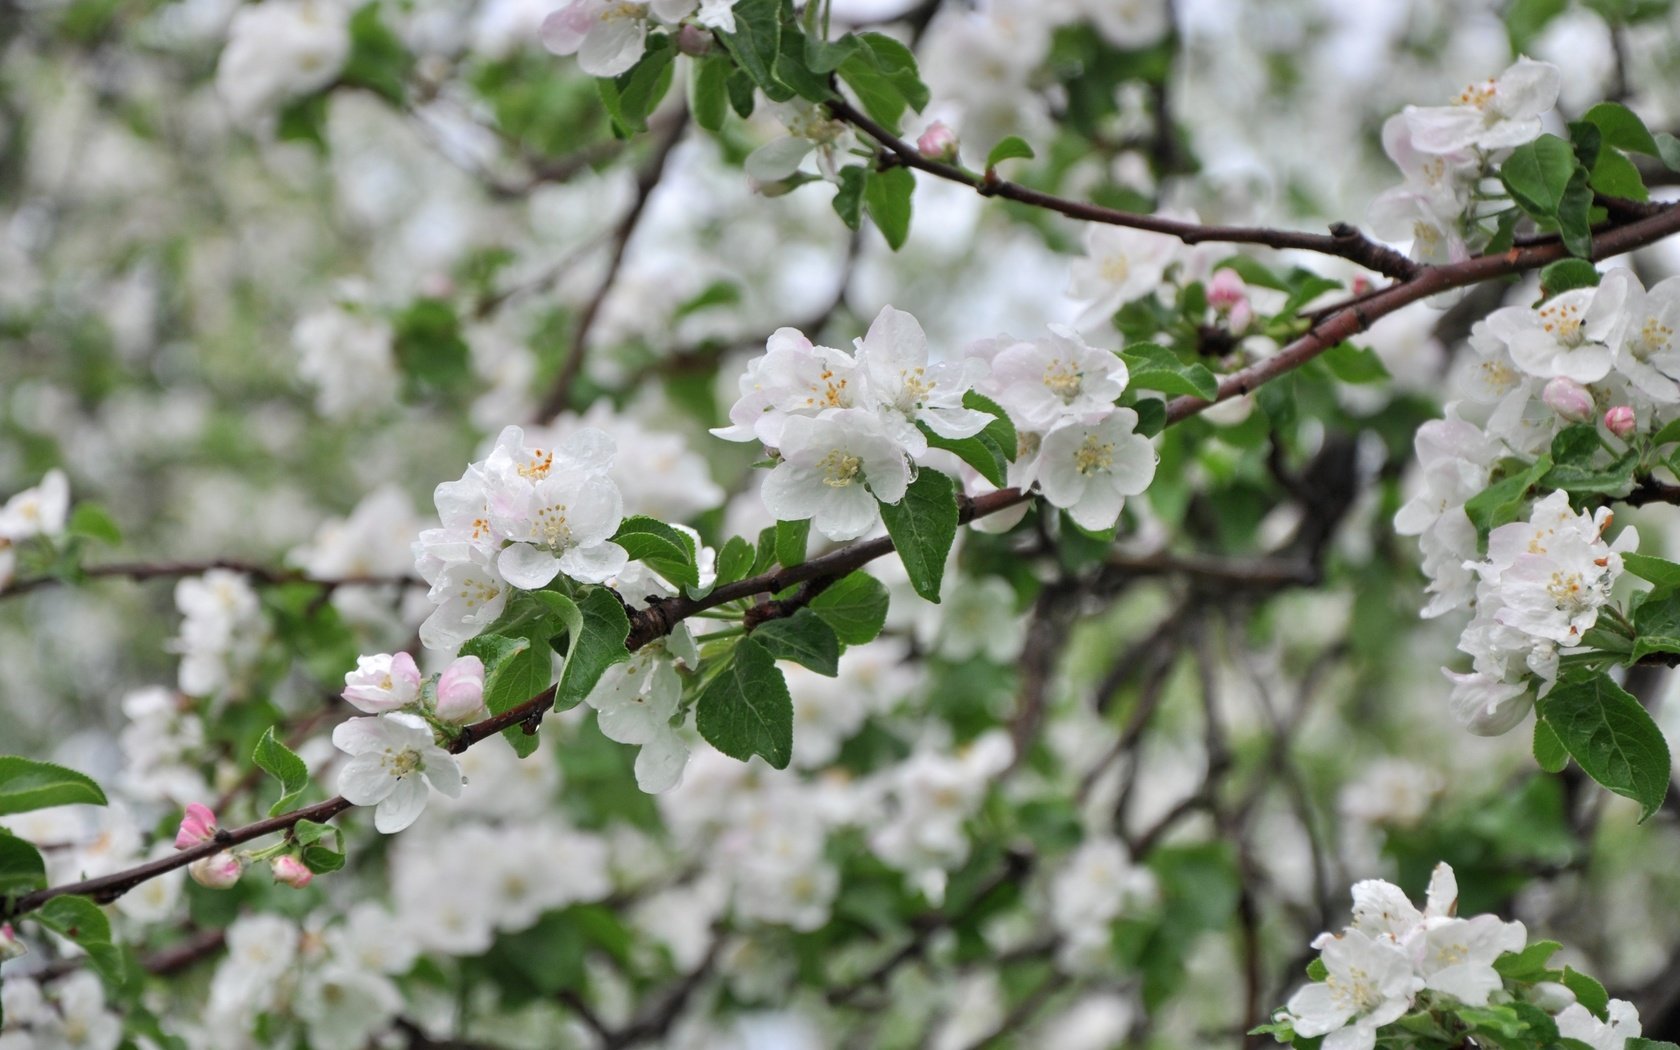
left=271, top=855, right=314, bottom=889
left=1605, top=405, right=1636, bottom=439
left=188, top=851, right=244, bottom=890
left=174, top=802, right=218, bottom=851
left=0, top=923, right=25, bottom=961
left=1531, top=981, right=1577, bottom=1012
left=1208, top=269, right=1253, bottom=332
left=434, top=654, right=486, bottom=723
left=1542, top=377, right=1595, bottom=423
left=1352, top=276, right=1373, bottom=295
left=917, top=121, right=959, bottom=162
left=676, top=24, right=713, bottom=56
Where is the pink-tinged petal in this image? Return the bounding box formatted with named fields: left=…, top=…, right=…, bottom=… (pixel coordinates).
left=539, top=1, right=597, bottom=55
left=339, top=754, right=398, bottom=806
left=373, top=776, right=430, bottom=833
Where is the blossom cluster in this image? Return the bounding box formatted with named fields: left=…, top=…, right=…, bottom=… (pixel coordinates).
left=412, top=425, right=628, bottom=651
left=0, top=469, right=68, bottom=591
left=540, top=0, right=741, bottom=77
left=1281, top=861, right=1640, bottom=1050
left=718, top=304, right=1158, bottom=537
left=1369, top=57, right=1562, bottom=263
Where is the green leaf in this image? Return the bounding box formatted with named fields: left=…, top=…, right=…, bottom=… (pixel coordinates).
left=554, top=587, right=632, bottom=712
left=774, top=22, right=834, bottom=102
left=751, top=607, right=841, bottom=676
left=392, top=298, right=472, bottom=394
left=715, top=536, right=756, bottom=586
left=1590, top=147, right=1648, bottom=201
left=276, top=92, right=330, bottom=150
left=1632, top=590, right=1680, bottom=661
left=878, top=469, right=959, bottom=602
left=691, top=55, right=732, bottom=132
left=341, top=2, right=412, bottom=105
left=35, top=895, right=124, bottom=984
left=1306, top=957, right=1328, bottom=981
left=294, top=819, right=346, bottom=874
left=1658, top=132, right=1680, bottom=173
left=1537, top=672, right=1670, bottom=821
left=695, top=636, right=794, bottom=768
left=1623, top=552, right=1680, bottom=590
left=461, top=632, right=541, bottom=716
left=718, top=0, right=786, bottom=100
left=965, top=390, right=1017, bottom=461
left=1582, top=101, right=1660, bottom=156
left=833, top=166, right=867, bottom=229
left=1495, top=939, right=1564, bottom=979
left=1463, top=455, right=1553, bottom=538
left=1132, top=397, right=1167, bottom=438
left=598, top=36, right=677, bottom=136
left=1558, top=170, right=1596, bottom=258
left=612, top=516, right=699, bottom=589
left=986, top=136, right=1035, bottom=168
left=253, top=728, right=310, bottom=817
left=66, top=502, right=122, bottom=546
left=1505, top=0, right=1568, bottom=50
left=0, top=831, right=46, bottom=896
left=857, top=33, right=928, bottom=112
left=0, top=757, right=108, bottom=816
left=726, top=67, right=757, bottom=117
left=1121, top=343, right=1218, bottom=400
left=1540, top=259, right=1602, bottom=297
left=1501, top=134, right=1582, bottom=220
left=775, top=517, right=810, bottom=568
left=1629, top=1040, right=1680, bottom=1050
left=864, top=165, right=915, bottom=250
left=922, top=424, right=1007, bottom=487
left=1562, top=966, right=1610, bottom=1020
left=1318, top=342, right=1390, bottom=385
left=1534, top=718, right=1569, bottom=774
left=808, top=571, right=890, bottom=645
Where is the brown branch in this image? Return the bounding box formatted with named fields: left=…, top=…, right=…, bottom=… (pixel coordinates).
left=824, top=98, right=1420, bottom=281
left=533, top=112, right=689, bottom=422
left=2, top=559, right=419, bottom=599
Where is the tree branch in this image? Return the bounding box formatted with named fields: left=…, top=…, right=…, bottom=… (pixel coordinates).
left=824, top=97, right=1420, bottom=281
left=2, top=559, right=419, bottom=600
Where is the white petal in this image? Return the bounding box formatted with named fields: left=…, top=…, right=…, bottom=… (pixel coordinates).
left=746, top=136, right=816, bottom=183
left=374, top=776, right=430, bottom=833
left=634, top=731, right=689, bottom=793
left=559, top=540, right=630, bottom=584
left=577, top=14, right=646, bottom=77
left=499, top=543, right=562, bottom=590
left=339, top=755, right=397, bottom=806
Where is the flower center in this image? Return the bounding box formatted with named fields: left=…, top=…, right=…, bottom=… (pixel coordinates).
left=819, top=450, right=863, bottom=488
left=1479, top=359, right=1517, bottom=392
left=898, top=366, right=934, bottom=407
left=1041, top=358, right=1084, bottom=401
left=517, top=449, right=555, bottom=480
left=383, top=747, right=422, bottom=778
left=456, top=576, right=502, bottom=609
left=1074, top=435, right=1115, bottom=475
left=1456, top=80, right=1497, bottom=113
left=1636, top=316, right=1674, bottom=359
left=533, top=504, right=573, bottom=549
left=1538, top=301, right=1585, bottom=347
left=804, top=368, right=851, bottom=409
left=602, top=2, right=648, bottom=22
left=1100, top=255, right=1131, bottom=284
left=1327, top=965, right=1382, bottom=1011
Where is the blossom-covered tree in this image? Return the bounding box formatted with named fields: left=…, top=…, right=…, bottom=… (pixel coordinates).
left=7, top=1, right=1680, bottom=1048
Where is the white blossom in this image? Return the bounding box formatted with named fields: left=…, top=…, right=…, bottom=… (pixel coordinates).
left=333, top=713, right=464, bottom=833
left=1403, top=57, right=1561, bottom=154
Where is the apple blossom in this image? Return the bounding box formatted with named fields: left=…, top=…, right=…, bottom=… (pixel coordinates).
left=744, top=101, right=857, bottom=183
left=540, top=0, right=698, bottom=78
left=342, top=652, right=424, bottom=714
left=173, top=802, right=218, bottom=850
left=0, top=469, right=68, bottom=541
left=1603, top=268, right=1680, bottom=402
left=215, top=0, right=351, bottom=123
left=760, top=411, right=912, bottom=541
left=1034, top=410, right=1158, bottom=531
left=1283, top=929, right=1421, bottom=1050
left=333, top=713, right=464, bottom=833
left=272, top=855, right=314, bottom=889
left=189, top=851, right=245, bottom=890
left=434, top=654, right=487, bottom=723
left=1555, top=999, right=1643, bottom=1050
left=1067, top=224, right=1180, bottom=328
left=1403, top=56, right=1561, bottom=154
left=981, top=325, right=1130, bottom=432
left=0, top=922, right=24, bottom=961
left=853, top=305, right=992, bottom=455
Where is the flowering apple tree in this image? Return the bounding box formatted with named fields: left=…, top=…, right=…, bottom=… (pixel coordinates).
left=7, top=0, right=1680, bottom=1047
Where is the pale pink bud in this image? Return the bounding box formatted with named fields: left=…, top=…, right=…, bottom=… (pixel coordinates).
left=1605, top=405, right=1637, bottom=438
left=188, top=851, right=244, bottom=890
left=434, top=654, right=486, bottom=723
left=343, top=652, right=424, bottom=713
left=676, top=24, right=713, bottom=56
left=1542, top=377, right=1595, bottom=423
left=917, top=121, right=959, bottom=161
left=0, top=923, right=25, bottom=961
left=271, top=855, right=314, bottom=889
left=173, top=802, right=218, bottom=851
left=1207, top=268, right=1247, bottom=309
left=1352, top=276, right=1373, bottom=295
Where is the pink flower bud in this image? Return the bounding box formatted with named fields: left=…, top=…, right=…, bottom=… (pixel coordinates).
left=917, top=121, right=959, bottom=161
left=271, top=855, right=314, bottom=889
left=0, top=923, right=25, bottom=961
left=188, top=851, right=244, bottom=890
left=1352, top=276, right=1373, bottom=295
left=174, top=802, right=218, bottom=851
left=1207, top=268, right=1247, bottom=308
left=1542, top=377, right=1595, bottom=423
left=434, top=654, right=486, bottom=723
left=1605, top=405, right=1637, bottom=438
left=676, top=24, right=713, bottom=56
